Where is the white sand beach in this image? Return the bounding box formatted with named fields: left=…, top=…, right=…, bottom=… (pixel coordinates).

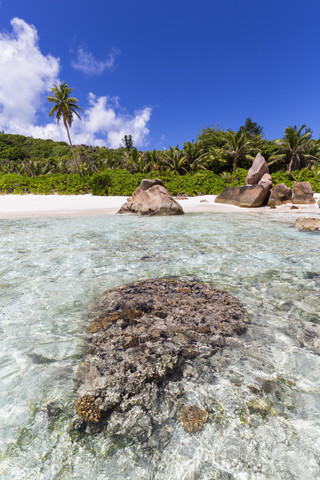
left=0, top=193, right=319, bottom=218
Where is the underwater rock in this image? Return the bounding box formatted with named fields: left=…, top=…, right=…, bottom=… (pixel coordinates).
left=117, top=178, right=184, bottom=216
left=178, top=405, right=208, bottom=433
left=73, top=278, right=248, bottom=448
left=295, top=217, right=320, bottom=231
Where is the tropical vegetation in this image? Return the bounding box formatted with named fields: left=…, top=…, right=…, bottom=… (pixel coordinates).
left=0, top=116, right=319, bottom=195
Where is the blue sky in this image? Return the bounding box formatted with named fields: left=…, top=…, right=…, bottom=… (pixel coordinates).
left=0, top=0, right=320, bottom=149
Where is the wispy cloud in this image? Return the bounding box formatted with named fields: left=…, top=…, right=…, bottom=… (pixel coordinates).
left=0, top=19, right=151, bottom=148
left=71, top=45, right=120, bottom=75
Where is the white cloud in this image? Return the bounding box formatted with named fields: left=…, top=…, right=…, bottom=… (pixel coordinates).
left=71, top=45, right=120, bottom=75
left=0, top=18, right=151, bottom=148
left=14, top=94, right=152, bottom=148
left=73, top=93, right=151, bottom=147
left=0, top=17, right=60, bottom=130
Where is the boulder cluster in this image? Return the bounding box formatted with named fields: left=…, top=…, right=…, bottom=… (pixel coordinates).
left=73, top=278, right=248, bottom=449
left=215, top=153, right=316, bottom=208
left=117, top=178, right=184, bottom=216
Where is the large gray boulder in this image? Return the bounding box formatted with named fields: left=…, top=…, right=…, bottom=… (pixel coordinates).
left=117, top=178, right=184, bottom=215
left=246, top=153, right=269, bottom=185
left=267, top=183, right=292, bottom=206
left=293, top=182, right=315, bottom=204
left=215, top=184, right=270, bottom=207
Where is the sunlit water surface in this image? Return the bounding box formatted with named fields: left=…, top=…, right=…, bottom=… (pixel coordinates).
left=0, top=212, right=319, bottom=479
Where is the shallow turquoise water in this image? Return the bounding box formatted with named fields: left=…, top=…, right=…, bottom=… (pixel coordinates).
left=0, top=212, right=319, bottom=479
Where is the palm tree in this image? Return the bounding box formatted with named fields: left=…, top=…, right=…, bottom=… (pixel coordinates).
left=182, top=141, right=208, bottom=173
left=268, top=125, right=319, bottom=172
left=124, top=148, right=149, bottom=173
left=142, top=149, right=164, bottom=172
left=48, top=83, right=82, bottom=173
left=222, top=130, right=254, bottom=171
left=163, top=145, right=187, bottom=174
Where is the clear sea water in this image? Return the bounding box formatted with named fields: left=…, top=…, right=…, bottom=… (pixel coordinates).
left=0, top=212, right=319, bottom=480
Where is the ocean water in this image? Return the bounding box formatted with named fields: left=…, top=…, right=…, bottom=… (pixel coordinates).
left=0, top=212, right=319, bottom=480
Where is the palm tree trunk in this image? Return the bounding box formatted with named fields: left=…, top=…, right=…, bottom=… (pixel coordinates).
left=64, top=121, right=81, bottom=175
left=288, top=153, right=295, bottom=172
left=233, top=153, right=239, bottom=172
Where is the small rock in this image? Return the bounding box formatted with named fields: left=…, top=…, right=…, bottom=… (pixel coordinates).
left=290, top=206, right=299, bottom=210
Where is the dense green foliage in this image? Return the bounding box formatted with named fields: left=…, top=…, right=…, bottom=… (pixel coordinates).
left=1, top=167, right=319, bottom=196
left=0, top=173, right=90, bottom=194
left=0, top=118, right=319, bottom=195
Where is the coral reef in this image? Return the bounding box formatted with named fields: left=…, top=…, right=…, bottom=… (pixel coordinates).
left=73, top=278, right=248, bottom=449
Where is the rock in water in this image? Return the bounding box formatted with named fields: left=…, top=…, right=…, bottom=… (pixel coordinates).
left=215, top=185, right=270, bottom=207
left=117, top=178, right=184, bottom=216
left=293, top=182, right=315, bottom=204
left=295, top=217, right=320, bottom=231
left=246, top=153, right=269, bottom=185
left=73, top=278, right=248, bottom=448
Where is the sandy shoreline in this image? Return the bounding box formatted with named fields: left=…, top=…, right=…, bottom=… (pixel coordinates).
left=0, top=193, right=319, bottom=218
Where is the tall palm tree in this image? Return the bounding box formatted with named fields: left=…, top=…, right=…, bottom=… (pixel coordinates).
left=222, top=130, right=254, bottom=171
left=48, top=83, right=82, bottom=173
left=268, top=125, right=318, bottom=172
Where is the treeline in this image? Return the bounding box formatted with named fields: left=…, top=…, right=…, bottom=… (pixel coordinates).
left=0, top=118, right=319, bottom=195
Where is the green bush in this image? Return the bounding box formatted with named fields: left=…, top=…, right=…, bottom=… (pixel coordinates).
left=271, top=171, right=293, bottom=187
left=0, top=174, right=90, bottom=194
left=271, top=169, right=320, bottom=192
left=0, top=174, right=31, bottom=193
left=1, top=166, right=319, bottom=196
left=88, top=172, right=112, bottom=195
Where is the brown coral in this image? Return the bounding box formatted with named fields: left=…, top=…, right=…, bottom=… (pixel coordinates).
left=75, top=395, right=101, bottom=423
left=178, top=405, right=208, bottom=433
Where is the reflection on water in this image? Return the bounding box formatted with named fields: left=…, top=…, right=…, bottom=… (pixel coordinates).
left=0, top=212, right=319, bottom=479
